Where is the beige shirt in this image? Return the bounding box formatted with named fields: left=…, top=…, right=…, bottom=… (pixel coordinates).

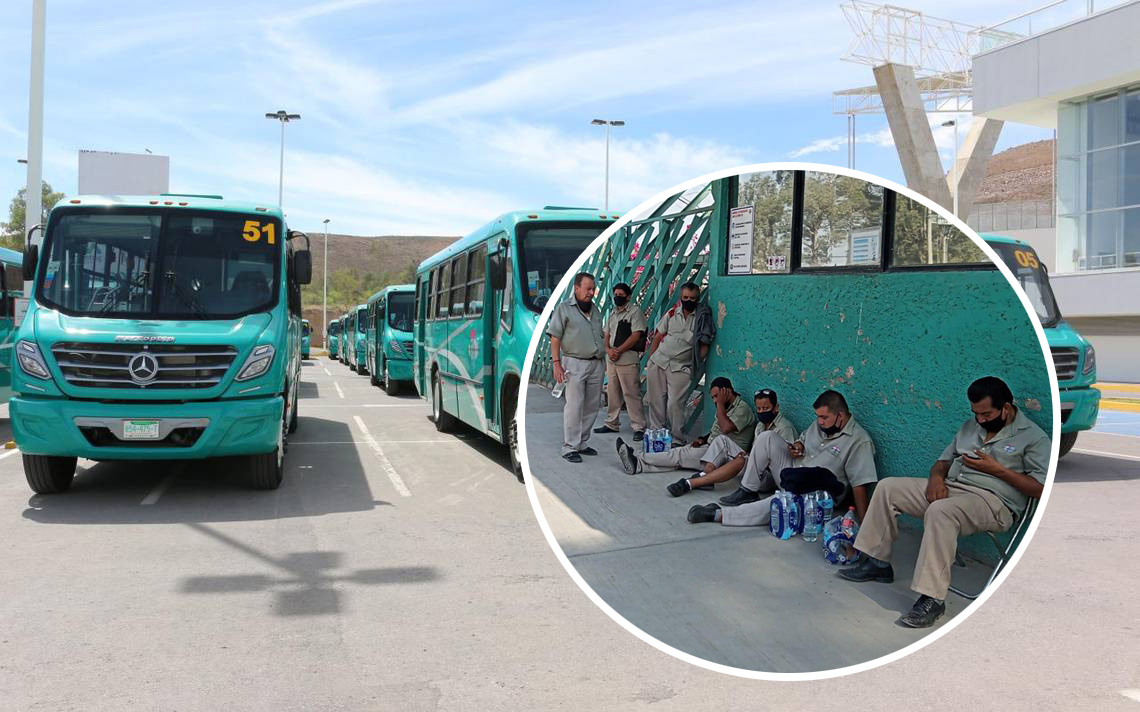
left=794, top=416, right=878, bottom=494
left=707, top=394, right=757, bottom=451
left=545, top=297, right=605, bottom=360
left=604, top=304, right=647, bottom=367
left=648, top=309, right=696, bottom=373
left=755, top=410, right=798, bottom=444
left=938, top=407, right=1049, bottom=516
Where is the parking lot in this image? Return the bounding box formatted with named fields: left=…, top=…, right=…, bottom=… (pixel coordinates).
left=0, top=361, right=1137, bottom=709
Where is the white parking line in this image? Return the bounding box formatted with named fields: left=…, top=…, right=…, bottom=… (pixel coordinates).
left=1071, top=448, right=1140, bottom=462
left=1121, top=689, right=1140, bottom=703
left=334, top=382, right=345, bottom=399
left=140, top=473, right=177, bottom=506
left=352, top=415, right=411, bottom=497
left=0, top=448, right=20, bottom=460
left=323, top=367, right=331, bottom=376
left=292, top=439, right=464, bottom=445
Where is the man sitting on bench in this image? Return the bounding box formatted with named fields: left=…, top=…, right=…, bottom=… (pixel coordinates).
left=837, top=376, right=1049, bottom=629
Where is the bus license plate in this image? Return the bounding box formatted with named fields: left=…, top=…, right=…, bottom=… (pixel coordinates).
left=122, top=420, right=161, bottom=440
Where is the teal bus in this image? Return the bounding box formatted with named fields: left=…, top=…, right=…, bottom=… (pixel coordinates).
left=983, top=235, right=1099, bottom=457
left=344, top=303, right=368, bottom=373
left=327, top=317, right=341, bottom=359
left=301, top=318, right=311, bottom=359
left=11, top=194, right=311, bottom=493
left=366, top=284, right=414, bottom=395
left=414, top=207, right=617, bottom=477
left=0, top=246, right=25, bottom=405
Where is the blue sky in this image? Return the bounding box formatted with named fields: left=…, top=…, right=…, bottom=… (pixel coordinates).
left=0, top=0, right=1055, bottom=236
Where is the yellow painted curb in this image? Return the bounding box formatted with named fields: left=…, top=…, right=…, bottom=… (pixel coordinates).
left=1096, top=382, right=1140, bottom=393
left=4, top=441, right=15, bottom=449
left=1100, top=399, right=1140, bottom=413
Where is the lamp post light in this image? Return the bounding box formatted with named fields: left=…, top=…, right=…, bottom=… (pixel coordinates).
left=322, top=218, right=330, bottom=350
left=265, top=110, right=301, bottom=209
left=590, top=118, right=625, bottom=211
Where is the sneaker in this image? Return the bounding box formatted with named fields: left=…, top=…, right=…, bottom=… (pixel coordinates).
left=578, top=446, right=598, bottom=456
left=718, top=487, right=760, bottom=507
left=593, top=425, right=619, bottom=434
left=836, top=558, right=895, bottom=584
left=897, top=595, right=946, bottom=629
left=562, top=451, right=583, bottom=464
left=687, top=503, right=720, bottom=523
left=633, top=430, right=645, bottom=442
left=616, top=438, right=640, bottom=475
left=666, top=478, right=692, bottom=497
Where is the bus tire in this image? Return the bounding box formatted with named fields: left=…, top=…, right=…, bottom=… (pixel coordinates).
left=288, top=398, right=299, bottom=434
left=503, top=384, right=523, bottom=483
left=250, top=413, right=286, bottom=490
left=1058, top=432, right=1078, bottom=458
left=384, top=364, right=399, bottom=396
left=432, top=372, right=456, bottom=432
left=370, top=364, right=380, bottom=387
left=23, top=454, right=78, bottom=494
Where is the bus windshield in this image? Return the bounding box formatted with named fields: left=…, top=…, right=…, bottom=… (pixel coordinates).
left=38, top=210, right=281, bottom=320
left=987, top=242, right=1062, bottom=328
left=388, top=292, right=414, bottom=332
left=357, top=307, right=368, bottom=332
left=328, top=321, right=340, bottom=335
left=517, top=222, right=611, bottom=312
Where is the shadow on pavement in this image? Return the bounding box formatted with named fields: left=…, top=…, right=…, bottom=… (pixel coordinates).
left=1055, top=451, right=1140, bottom=482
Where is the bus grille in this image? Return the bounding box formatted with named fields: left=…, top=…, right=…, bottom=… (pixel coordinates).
left=1051, top=347, right=1079, bottom=381
left=51, top=342, right=238, bottom=389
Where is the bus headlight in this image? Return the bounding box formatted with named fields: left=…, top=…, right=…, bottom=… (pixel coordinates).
left=236, top=345, right=275, bottom=381
left=389, top=339, right=403, bottom=356
left=17, top=340, right=51, bottom=380
left=1083, top=344, right=1096, bottom=375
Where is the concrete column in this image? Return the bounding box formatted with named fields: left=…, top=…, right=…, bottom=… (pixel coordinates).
left=874, top=63, right=953, bottom=211
left=948, top=118, right=1004, bottom=220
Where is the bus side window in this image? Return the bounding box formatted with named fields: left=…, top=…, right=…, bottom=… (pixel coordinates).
left=437, top=262, right=451, bottom=319
left=467, top=245, right=486, bottom=316
left=0, top=262, right=7, bottom=318
left=425, top=270, right=435, bottom=322
left=450, top=254, right=467, bottom=317
left=6, top=264, right=22, bottom=318
left=415, top=276, right=424, bottom=323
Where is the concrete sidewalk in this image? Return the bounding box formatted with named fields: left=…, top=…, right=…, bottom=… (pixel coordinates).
left=524, top=384, right=993, bottom=673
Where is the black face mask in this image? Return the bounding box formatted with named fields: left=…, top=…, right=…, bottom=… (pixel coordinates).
left=757, top=411, right=777, bottom=425
left=820, top=416, right=843, bottom=436
left=576, top=299, right=593, bottom=313
left=613, top=295, right=628, bottom=307
left=978, top=410, right=1006, bottom=433
left=681, top=299, right=697, bottom=313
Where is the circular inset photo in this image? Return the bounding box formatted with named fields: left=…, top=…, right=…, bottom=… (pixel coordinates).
left=518, top=163, right=1058, bottom=678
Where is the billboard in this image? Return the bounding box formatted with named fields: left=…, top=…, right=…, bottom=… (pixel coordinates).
left=77, top=150, right=170, bottom=195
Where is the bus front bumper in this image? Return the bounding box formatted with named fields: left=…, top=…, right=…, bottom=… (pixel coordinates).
left=388, top=357, right=414, bottom=382
left=11, top=395, right=283, bottom=460
left=1060, top=386, right=1100, bottom=434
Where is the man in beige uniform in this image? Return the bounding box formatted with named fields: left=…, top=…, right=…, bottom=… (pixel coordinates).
left=616, top=376, right=754, bottom=478
left=839, top=376, right=1049, bottom=628
left=645, top=282, right=707, bottom=445
left=686, top=390, right=878, bottom=527
left=666, top=388, right=799, bottom=497
left=546, top=272, right=606, bottom=463
left=593, top=282, right=647, bottom=440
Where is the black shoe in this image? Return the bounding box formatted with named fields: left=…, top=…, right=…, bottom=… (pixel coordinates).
left=667, top=478, right=692, bottom=497
left=687, top=473, right=714, bottom=491
left=616, top=438, right=640, bottom=475
left=897, top=595, right=946, bottom=629
left=578, top=446, right=598, bottom=456
left=633, top=430, right=645, bottom=442
left=562, top=451, right=583, bottom=464
left=718, top=487, right=760, bottom=507
left=593, top=425, right=619, bottom=434
left=837, top=558, right=895, bottom=584
left=687, top=503, right=720, bottom=523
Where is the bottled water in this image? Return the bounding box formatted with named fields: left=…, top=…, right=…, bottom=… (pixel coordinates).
left=817, top=489, right=834, bottom=524
left=802, top=492, right=822, bottom=543
left=840, top=506, right=857, bottom=539
left=653, top=429, right=667, bottom=453
left=662, top=429, right=673, bottom=450
left=551, top=381, right=564, bottom=399
left=769, top=491, right=795, bottom=540
left=789, top=494, right=804, bottom=535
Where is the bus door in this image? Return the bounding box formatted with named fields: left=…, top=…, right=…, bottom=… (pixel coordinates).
left=453, top=245, right=487, bottom=430
left=415, top=275, right=426, bottom=395
left=487, top=234, right=511, bottom=437
left=0, top=263, right=15, bottom=401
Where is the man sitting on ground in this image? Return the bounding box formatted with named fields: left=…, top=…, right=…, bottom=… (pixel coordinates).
left=615, top=376, right=754, bottom=479
left=837, top=376, right=1048, bottom=629
left=686, top=389, right=877, bottom=528
left=664, top=388, right=797, bottom=497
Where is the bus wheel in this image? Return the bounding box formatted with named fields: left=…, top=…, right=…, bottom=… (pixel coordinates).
left=383, top=364, right=399, bottom=396
left=503, top=386, right=523, bottom=482
left=370, top=362, right=380, bottom=387
left=250, top=411, right=286, bottom=490
left=1058, top=432, right=1078, bottom=458
left=23, top=454, right=78, bottom=494
left=432, top=372, right=456, bottom=432
left=288, top=394, right=299, bottom=434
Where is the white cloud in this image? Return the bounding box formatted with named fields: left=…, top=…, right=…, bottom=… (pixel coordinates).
left=789, top=128, right=894, bottom=158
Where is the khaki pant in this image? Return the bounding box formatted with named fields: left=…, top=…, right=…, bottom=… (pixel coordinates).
left=855, top=478, right=1015, bottom=600
left=646, top=362, right=690, bottom=442
left=740, top=430, right=795, bottom=493
left=605, top=360, right=646, bottom=432
left=721, top=494, right=779, bottom=527
left=638, top=434, right=743, bottom=474
left=561, top=356, right=604, bottom=455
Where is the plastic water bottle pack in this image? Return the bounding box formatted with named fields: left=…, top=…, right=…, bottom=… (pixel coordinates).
left=768, top=491, right=800, bottom=540
left=821, top=506, right=862, bottom=565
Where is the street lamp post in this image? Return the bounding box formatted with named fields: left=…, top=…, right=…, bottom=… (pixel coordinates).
left=322, top=218, right=329, bottom=350
left=942, top=119, right=960, bottom=219
left=265, top=110, right=301, bottom=209
left=590, top=119, right=625, bottom=211
left=25, top=0, right=46, bottom=296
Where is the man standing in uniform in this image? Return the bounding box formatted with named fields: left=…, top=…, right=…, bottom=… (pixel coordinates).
left=838, top=376, right=1049, bottom=628
left=593, top=283, right=647, bottom=441
left=547, top=272, right=606, bottom=463
left=615, top=376, right=754, bottom=479
left=646, top=282, right=708, bottom=445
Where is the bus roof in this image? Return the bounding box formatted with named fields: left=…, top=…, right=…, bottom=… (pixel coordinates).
left=366, top=283, right=415, bottom=305
left=980, top=233, right=1031, bottom=249
left=302, top=318, right=310, bottom=325
left=48, top=195, right=285, bottom=220
left=418, top=208, right=618, bottom=273
left=0, top=246, right=22, bottom=265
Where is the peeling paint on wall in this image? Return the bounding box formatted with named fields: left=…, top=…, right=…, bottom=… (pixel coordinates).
left=717, top=301, right=727, bottom=329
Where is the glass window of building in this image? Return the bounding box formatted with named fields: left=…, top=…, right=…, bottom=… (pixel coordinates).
left=735, top=171, right=794, bottom=274
left=801, top=172, right=883, bottom=268
left=892, top=194, right=988, bottom=267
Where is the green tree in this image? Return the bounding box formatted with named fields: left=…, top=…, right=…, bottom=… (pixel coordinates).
left=0, top=181, right=64, bottom=248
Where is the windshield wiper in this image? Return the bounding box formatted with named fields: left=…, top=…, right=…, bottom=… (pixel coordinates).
left=95, top=272, right=151, bottom=314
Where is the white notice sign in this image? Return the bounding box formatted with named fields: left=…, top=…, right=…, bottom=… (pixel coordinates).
left=728, top=206, right=754, bottom=275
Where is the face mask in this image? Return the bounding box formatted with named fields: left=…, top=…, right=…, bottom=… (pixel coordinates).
left=820, top=416, right=843, bottom=436
left=681, top=299, right=697, bottom=313
left=576, top=299, right=593, bottom=313
left=613, top=295, right=628, bottom=307
left=978, top=410, right=1006, bottom=433
left=757, top=411, right=776, bottom=425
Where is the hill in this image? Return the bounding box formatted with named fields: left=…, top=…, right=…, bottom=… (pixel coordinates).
left=974, top=138, right=1054, bottom=204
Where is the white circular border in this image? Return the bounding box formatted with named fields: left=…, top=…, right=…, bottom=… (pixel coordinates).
left=517, top=161, right=1062, bottom=681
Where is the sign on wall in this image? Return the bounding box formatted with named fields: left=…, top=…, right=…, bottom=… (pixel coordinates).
left=727, top=205, right=754, bottom=275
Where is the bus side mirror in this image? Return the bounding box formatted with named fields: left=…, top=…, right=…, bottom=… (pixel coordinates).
left=22, top=243, right=38, bottom=280
left=490, top=253, right=507, bottom=290
left=294, top=250, right=312, bottom=284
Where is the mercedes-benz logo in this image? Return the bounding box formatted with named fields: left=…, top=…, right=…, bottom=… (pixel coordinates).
left=128, top=352, right=160, bottom=384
